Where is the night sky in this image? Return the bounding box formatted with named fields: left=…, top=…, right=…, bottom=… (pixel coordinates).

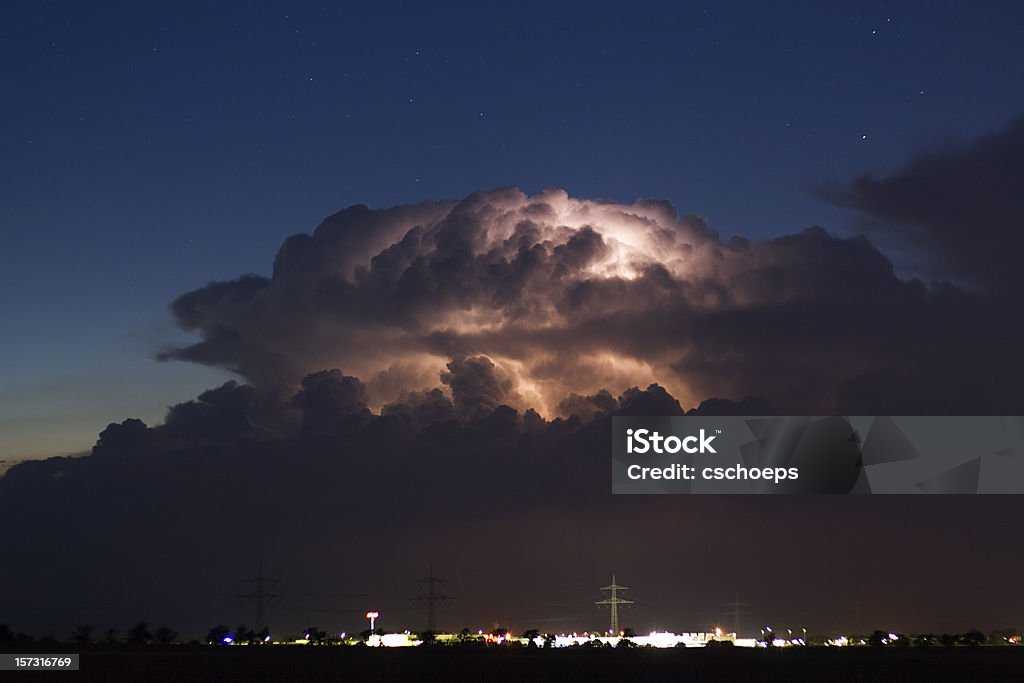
left=2, top=1, right=1024, bottom=638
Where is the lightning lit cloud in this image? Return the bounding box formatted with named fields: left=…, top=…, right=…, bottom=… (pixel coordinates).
left=160, top=180, right=1024, bottom=417
left=162, top=188, right=714, bottom=412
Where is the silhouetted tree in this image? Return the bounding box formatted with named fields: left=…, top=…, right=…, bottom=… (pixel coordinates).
left=522, top=629, right=539, bottom=647
left=869, top=630, right=887, bottom=648
left=303, top=626, right=326, bottom=645
left=127, top=622, right=152, bottom=645
left=206, top=625, right=230, bottom=644
left=543, top=633, right=556, bottom=649
left=71, top=625, right=92, bottom=645
left=104, top=628, right=118, bottom=645
left=419, top=630, right=436, bottom=645
left=961, top=630, right=985, bottom=647
left=913, top=633, right=936, bottom=647
left=256, top=627, right=270, bottom=644
left=939, top=633, right=959, bottom=648
left=0, top=625, right=13, bottom=642
left=622, top=628, right=636, bottom=638
left=235, top=624, right=255, bottom=644
left=155, top=626, right=177, bottom=645
left=987, top=628, right=1017, bottom=644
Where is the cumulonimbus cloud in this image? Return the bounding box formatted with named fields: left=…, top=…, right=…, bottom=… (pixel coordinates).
left=160, top=170, right=1024, bottom=417
left=5, top=117, right=1024, bottom=636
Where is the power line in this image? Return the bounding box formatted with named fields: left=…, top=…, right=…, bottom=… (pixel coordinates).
left=595, top=574, right=634, bottom=634
left=237, top=561, right=281, bottom=633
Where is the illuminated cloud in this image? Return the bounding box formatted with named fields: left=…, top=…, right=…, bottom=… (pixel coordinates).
left=161, top=188, right=724, bottom=412
left=162, top=183, right=1021, bottom=416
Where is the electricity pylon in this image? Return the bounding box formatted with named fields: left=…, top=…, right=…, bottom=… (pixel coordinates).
left=410, top=564, right=453, bottom=633
left=723, top=592, right=750, bottom=637
left=596, top=574, right=634, bottom=634
left=238, top=561, right=281, bottom=633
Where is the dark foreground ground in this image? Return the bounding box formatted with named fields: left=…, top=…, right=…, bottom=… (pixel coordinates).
left=4, top=646, right=1023, bottom=682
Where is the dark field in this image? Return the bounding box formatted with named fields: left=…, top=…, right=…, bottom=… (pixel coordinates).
left=5, top=647, right=1024, bottom=682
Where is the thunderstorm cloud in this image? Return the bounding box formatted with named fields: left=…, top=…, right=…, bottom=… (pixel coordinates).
left=4, top=115, right=1024, bottom=636
left=162, top=175, right=1023, bottom=417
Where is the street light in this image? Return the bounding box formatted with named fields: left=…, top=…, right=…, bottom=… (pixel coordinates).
left=366, top=611, right=379, bottom=632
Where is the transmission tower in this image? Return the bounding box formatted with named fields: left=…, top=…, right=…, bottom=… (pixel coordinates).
left=410, top=564, right=454, bottom=633
left=595, top=574, right=634, bottom=634
left=723, top=592, right=750, bottom=637
left=238, top=561, right=281, bottom=633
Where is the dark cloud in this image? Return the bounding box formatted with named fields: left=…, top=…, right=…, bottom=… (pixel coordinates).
left=687, top=395, right=774, bottom=416
left=164, top=381, right=262, bottom=443
left=0, top=381, right=681, bottom=635
left=440, top=356, right=516, bottom=419
left=292, top=370, right=371, bottom=435
left=818, top=114, right=1024, bottom=293
left=382, top=387, right=456, bottom=429
left=3, top=377, right=1023, bottom=637
left=557, top=389, right=617, bottom=422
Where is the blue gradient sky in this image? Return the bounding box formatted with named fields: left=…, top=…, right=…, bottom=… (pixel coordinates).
left=2, top=0, right=1022, bottom=461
